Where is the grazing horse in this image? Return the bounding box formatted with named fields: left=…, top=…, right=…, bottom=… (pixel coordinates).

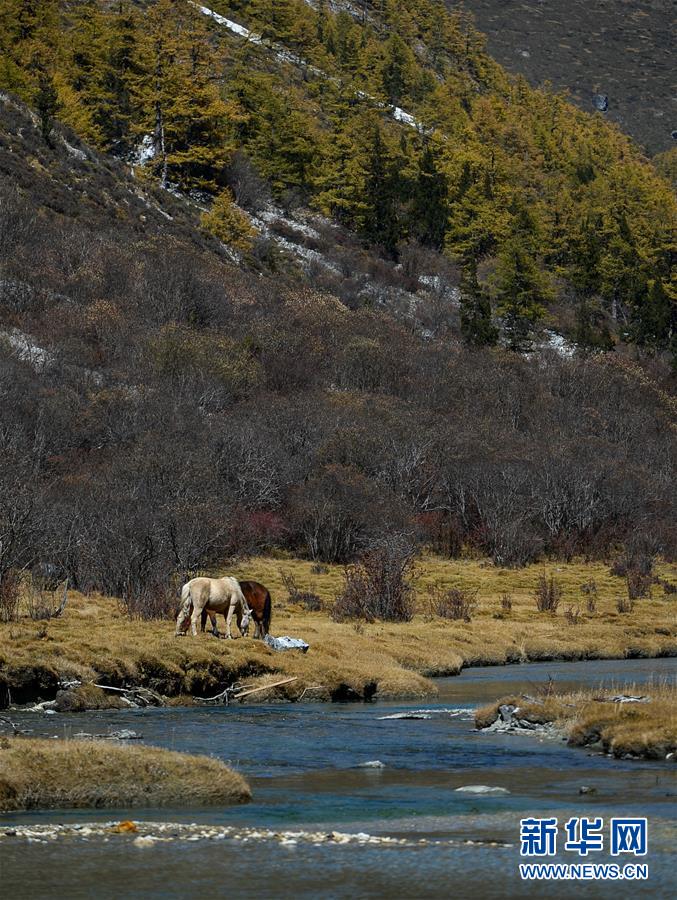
left=201, top=580, right=272, bottom=639
left=175, top=576, right=250, bottom=639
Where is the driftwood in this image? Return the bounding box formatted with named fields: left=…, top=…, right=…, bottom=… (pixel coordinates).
left=92, top=683, right=166, bottom=707
left=195, top=676, right=298, bottom=705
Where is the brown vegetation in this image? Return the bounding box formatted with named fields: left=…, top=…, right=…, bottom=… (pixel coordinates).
left=0, top=737, right=251, bottom=812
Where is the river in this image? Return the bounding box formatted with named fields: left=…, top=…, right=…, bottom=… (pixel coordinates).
left=1, top=658, right=675, bottom=898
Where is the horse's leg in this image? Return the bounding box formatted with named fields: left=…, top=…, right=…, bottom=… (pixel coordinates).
left=191, top=591, right=205, bottom=637
left=201, top=609, right=218, bottom=636
left=225, top=599, right=234, bottom=639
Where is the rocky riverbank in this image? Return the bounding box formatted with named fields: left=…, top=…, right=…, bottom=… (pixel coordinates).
left=475, top=684, right=677, bottom=761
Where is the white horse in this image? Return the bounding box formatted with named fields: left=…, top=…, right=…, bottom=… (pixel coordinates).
left=175, top=576, right=251, bottom=639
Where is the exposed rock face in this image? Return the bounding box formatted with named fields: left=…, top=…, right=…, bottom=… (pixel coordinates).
left=455, top=0, right=675, bottom=153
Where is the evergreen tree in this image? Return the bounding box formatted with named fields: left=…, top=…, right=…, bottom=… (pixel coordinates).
left=460, top=261, right=498, bottom=347
left=629, top=278, right=675, bottom=354
left=380, top=34, right=415, bottom=105
left=493, top=234, right=550, bottom=350
left=411, top=139, right=448, bottom=250
left=35, top=70, right=59, bottom=144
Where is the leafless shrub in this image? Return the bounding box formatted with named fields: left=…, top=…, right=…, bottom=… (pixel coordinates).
left=535, top=572, right=562, bottom=613
left=500, top=593, right=513, bottom=613
left=610, top=549, right=654, bottom=579
left=26, top=578, right=68, bottom=621
left=281, top=572, right=322, bottom=611
left=332, top=537, right=416, bottom=623
left=120, top=580, right=176, bottom=621
left=564, top=604, right=581, bottom=626
left=225, top=151, right=271, bottom=213
left=429, top=582, right=479, bottom=622
left=581, top=578, right=597, bottom=613
left=616, top=595, right=634, bottom=614
left=626, top=571, right=652, bottom=600
left=0, top=572, right=20, bottom=624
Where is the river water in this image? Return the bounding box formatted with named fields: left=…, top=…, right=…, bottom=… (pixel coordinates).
left=1, top=658, right=675, bottom=898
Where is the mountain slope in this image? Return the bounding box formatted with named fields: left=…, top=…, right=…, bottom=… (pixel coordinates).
left=0, top=1, right=675, bottom=599
left=457, top=0, right=677, bottom=155
left=1, top=0, right=675, bottom=357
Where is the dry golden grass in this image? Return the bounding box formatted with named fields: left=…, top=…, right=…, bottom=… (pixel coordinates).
left=0, top=556, right=674, bottom=706
left=0, top=737, right=251, bottom=811
left=475, top=681, right=677, bottom=760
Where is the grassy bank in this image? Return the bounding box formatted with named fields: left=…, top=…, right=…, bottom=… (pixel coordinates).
left=0, top=738, right=251, bottom=812
left=475, top=682, right=677, bottom=760
left=0, top=556, right=675, bottom=707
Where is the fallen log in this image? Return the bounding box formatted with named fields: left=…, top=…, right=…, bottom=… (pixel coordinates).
left=233, top=677, right=298, bottom=700
left=194, top=676, right=298, bottom=705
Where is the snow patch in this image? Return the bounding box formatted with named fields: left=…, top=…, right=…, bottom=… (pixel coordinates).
left=133, top=134, right=156, bottom=166
left=196, top=5, right=259, bottom=42
left=542, top=329, right=577, bottom=358
left=1, top=328, right=54, bottom=371
left=63, top=140, right=87, bottom=161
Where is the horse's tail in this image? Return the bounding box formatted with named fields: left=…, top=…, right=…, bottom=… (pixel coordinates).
left=262, top=590, right=272, bottom=636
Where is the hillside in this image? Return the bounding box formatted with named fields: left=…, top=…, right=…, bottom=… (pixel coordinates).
left=457, top=0, right=677, bottom=156
left=0, top=0, right=675, bottom=608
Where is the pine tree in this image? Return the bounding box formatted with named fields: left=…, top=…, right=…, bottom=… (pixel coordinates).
left=629, top=278, right=675, bottom=354
left=493, top=234, right=550, bottom=351
left=411, top=139, right=448, bottom=250
left=35, top=70, right=59, bottom=144
left=460, top=261, right=498, bottom=347
left=380, top=34, right=415, bottom=105
left=361, top=118, right=404, bottom=252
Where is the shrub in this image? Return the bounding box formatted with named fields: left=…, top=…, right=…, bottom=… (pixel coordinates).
left=120, top=580, right=177, bottom=621
left=564, top=604, right=581, bottom=625
left=610, top=549, right=654, bottom=579
left=535, top=572, right=562, bottom=613
left=0, top=572, right=20, bottom=624
left=581, top=579, right=597, bottom=613
left=617, top=595, right=634, bottom=614
left=430, top=583, right=479, bottom=622
left=626, top=571, right=652, bottom=600
left=500, top=593, right=513, bottom=613
left=331, top=537, right=416, bottom=623
left=660, top=579, right=676, bottom=596
left=281, top=572, right=322, bottom=611
left=201, top=189, right=257, bottom=251
left=26, top=578, right=68, bottom=621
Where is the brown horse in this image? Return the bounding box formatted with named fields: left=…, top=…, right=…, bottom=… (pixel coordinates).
left=200, top=580, right=272, bottom=639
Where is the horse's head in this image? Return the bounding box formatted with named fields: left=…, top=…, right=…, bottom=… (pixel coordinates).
left=241, top=611, right=251, bottom=637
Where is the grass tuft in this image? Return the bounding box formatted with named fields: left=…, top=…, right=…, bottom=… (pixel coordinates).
left=0, top=737, right=251, bottom=811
